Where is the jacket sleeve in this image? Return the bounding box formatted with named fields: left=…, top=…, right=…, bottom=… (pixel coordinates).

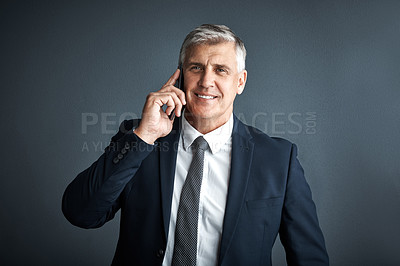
left=62, top=119, right=154, bottom=229
left=279, top=144, right=329, bottom=265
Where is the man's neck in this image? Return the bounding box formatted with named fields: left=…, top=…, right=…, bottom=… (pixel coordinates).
left=184, top=111, right=233, bottom=134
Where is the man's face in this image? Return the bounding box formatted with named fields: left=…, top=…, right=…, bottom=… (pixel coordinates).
left=183, top=42, right=247, bottom=131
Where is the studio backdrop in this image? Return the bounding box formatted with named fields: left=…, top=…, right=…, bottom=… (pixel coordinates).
left=1, top=1, right=399, bottom=265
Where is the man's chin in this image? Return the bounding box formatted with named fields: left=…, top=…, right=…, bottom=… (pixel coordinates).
left=184, top=108, right=214, bottom=120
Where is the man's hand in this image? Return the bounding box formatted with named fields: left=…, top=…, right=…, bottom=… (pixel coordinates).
left=134, top=68, right=186, bottom=144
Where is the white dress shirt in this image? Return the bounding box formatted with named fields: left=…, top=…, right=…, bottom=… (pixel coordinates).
left=162, top=113, right=234, bottom=266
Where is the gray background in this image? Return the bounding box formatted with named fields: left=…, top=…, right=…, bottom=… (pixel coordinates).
left=1, top=0, right=399, bottom=265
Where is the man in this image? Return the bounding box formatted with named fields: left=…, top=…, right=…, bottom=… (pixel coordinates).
left=63, top=24, right=329, bottom=265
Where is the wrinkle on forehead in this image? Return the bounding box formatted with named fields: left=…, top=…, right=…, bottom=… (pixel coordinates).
left=185, top=42, right=237, bottom=71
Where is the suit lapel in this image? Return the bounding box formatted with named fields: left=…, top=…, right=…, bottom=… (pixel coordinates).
left=219, top=116, right=254, bottom=264
left=158, top=118, right=181, bottom=240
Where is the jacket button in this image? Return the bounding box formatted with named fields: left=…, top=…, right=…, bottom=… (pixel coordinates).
left=120, top=148, right=127, bottom=154
left=112, top=157, right=119, bottom=164
left=117, top=153, right=123, bottom=159
left=156, top=249, right=164, bottom=258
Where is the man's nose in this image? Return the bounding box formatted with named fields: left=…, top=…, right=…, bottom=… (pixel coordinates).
left=199, top=69, right=215, bottom=88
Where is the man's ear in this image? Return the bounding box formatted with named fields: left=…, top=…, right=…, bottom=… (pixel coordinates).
left=237, top=70, right=247, bottom=95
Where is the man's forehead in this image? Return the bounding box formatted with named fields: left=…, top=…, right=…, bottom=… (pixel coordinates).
left=185, top=42, right=236, bottom=63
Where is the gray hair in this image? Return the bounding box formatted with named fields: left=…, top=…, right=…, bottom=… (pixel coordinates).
left=179, top=24, right=247, bottom=72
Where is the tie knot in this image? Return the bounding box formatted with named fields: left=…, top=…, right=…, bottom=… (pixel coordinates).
left=192, top=136, right=208, bottom=151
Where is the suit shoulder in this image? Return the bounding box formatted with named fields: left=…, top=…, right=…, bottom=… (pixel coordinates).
left=241, top=122, right=294, bottom=152
left=235, top=120, right=297, bottom=167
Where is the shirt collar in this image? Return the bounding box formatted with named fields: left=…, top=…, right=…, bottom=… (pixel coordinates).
left=181, top=111, right=233, bottom=154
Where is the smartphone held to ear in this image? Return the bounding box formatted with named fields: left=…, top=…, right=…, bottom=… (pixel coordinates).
left=169, top=65, right=185, bottom=120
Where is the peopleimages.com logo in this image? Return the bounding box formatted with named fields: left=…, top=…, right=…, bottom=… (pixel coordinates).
left=235, top=112, right=317, bottom=135
left=80, top=111, right=318, bottom=152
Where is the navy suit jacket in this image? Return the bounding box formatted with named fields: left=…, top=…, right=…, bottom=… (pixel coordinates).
left=62, top=115, right=329, bottom=265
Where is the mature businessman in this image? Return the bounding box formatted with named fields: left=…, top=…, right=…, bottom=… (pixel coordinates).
left=62, top=24, right=329, bottom=265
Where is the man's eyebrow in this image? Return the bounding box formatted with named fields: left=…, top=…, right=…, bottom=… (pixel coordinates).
left=187, top=62, right=232, bottom=71
left=214, top=64, right=232, bottom=71
left=187, top=62, right=203, bottom=67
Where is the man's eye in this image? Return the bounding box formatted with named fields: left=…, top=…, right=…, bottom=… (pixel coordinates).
left=191, top=66, right=201, bottom=70
left=216, top=68, right=226, bottom=73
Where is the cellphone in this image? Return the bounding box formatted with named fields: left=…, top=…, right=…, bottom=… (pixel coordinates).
left=169, top=65, right=185, bottom=120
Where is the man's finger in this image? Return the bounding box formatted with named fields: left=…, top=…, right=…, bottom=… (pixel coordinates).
left=164, top=68, right=181, bottom=87
left=163, top=86, right=186, bottom=105
left=165, top=92, right=183, bottom=116
left=152, top=92, right=183, bottom=116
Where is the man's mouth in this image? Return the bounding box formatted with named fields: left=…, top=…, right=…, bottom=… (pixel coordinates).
left=195, top=93, right=217, bottom=99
